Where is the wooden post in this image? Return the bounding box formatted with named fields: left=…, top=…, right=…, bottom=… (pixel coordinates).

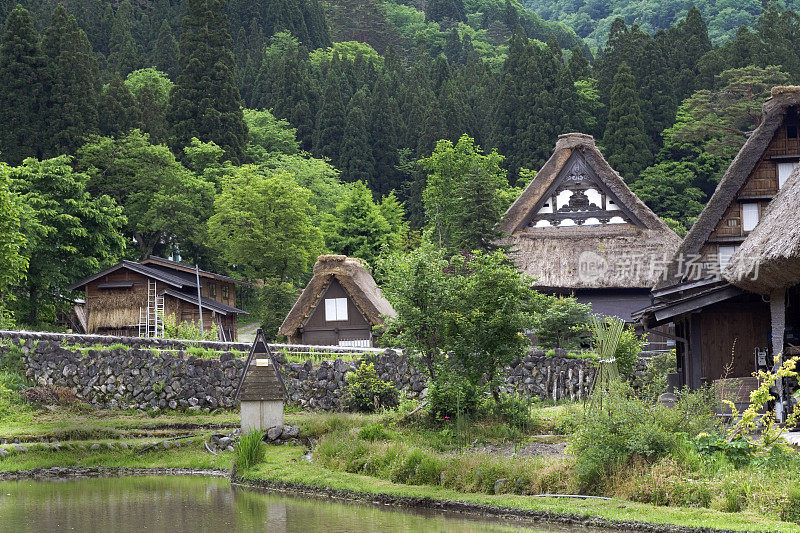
left=771, top=288, right=787, bottom=422
left=195, top=264, right=204, bottom=333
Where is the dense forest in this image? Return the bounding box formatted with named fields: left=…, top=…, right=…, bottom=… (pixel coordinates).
left=1, top=0, right=799, bottom=333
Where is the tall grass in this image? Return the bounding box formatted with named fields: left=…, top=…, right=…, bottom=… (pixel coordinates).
left=234, top=429, right=266, bottom=473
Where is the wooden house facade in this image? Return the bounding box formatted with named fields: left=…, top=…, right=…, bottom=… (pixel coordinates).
left=66, top=256, right=248, bottom=341
left=279, top=255, right=396, bottom=347
left=498, top=133, right=682, bottom=323
left=638, top=87, right=800, bottom=392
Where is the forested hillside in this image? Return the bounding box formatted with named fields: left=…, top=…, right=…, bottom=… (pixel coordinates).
left=524, top=0, right=800, bottom=47
left=1, top=0, right=800, bottom=332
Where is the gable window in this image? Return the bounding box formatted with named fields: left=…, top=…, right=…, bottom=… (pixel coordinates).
left=742, top=203, right=759, bottom=232
left=718, top=245, right=739, bottom=271
left=325, top=297, right=348, bottom=321
left=208, top=281, right=216, bottom=298
left=778, top=162, right=798, bottom=189
left=222, top=285, right=229, bottom=300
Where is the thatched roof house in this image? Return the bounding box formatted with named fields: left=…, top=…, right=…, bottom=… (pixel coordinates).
left=638, top=87, right=800, bottom=398
left=498, top=133, right=681, bottom=321
left=278, top=255, right=396, bottom=346
left=67, top=256, right=249, bottom=340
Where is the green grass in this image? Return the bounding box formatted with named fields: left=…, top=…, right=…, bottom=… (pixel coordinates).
left=238, top=445, right=800, bottom=533
left=0, top=440, right=234, bottom=471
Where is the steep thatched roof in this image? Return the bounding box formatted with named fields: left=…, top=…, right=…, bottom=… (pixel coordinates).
left=278, top=255, right=396, bottom=337
left=656, top=86, right=800, bottom=290
left=724, top=164, right=800, bottom=293
left=498, top=133, right=681, bottom=289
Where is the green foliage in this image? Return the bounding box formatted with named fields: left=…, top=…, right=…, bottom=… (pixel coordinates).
left=344, top=362, right=399, bottom=412
left=602, top=62, right=652, bottom=183
left=421, top=135, right=512, bottom=254
left=614, top=324, right=646, bottom=376
left=163, top=314, right=217, bottom=341
left=483, top=392, right=536, bottom=430
left=0, top=5, right=48, bottom=165
left=321, top=181, right=404, bottom=268
left=428, top=376, right=481, bottom=419
left=254, top=278, right=299, bottom=340
left=782, top=485, right=800, bottom=524
left=693, top=433, right=753, bottom=468
left=207, top=165, right=323, bottom=282
left=124, top=68, right=173, bottom=145
left=445, top=250, right=539, bottom=395
left=531, top=296, right=591, bottom=349
left=77, top=130, right=214, bottom=260
left=637, top=350, right=678, bottom=404
left=358, top=422, right=394, bottom=441
left=243, top=108, right=300, bottom=161
left=379, top=243, right=452, bottom=380
left=570, top=383, right=679, bottom=492
left=0, top=164, right=27, bottom=326
left=10, top=156, right=126, bottom=325
left=169, top=0, right=248, bottom=164
left=234, top=429, right=267, bottom=473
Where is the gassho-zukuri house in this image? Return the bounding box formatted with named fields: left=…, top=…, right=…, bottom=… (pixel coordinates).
left=66, top=255, right=249, bottom=341
left=637, top=86, right=800, bottom=400
left=498, top=132, right=682, bottom=323
left=278, top=255, right=396, bottom=347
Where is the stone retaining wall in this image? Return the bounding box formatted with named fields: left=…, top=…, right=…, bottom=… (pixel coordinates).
left=0, top=332, right=598, bottom=411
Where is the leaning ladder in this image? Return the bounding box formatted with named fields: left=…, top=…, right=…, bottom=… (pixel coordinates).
left=139, top=280, right=165, bottom=338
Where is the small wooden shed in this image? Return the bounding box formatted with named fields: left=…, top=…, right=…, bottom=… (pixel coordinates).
left=235, top=329, right=287, bottom=431
left=278, top=255, right=396, bottom=347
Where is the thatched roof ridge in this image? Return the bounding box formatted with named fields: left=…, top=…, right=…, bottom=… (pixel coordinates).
left=278, top=255, right=396, bottom=337
left=498, top=133, right=681, bottom=289
left=724, top=164, right=800, bottom=293
left=656, top=86, right=800, bottom=289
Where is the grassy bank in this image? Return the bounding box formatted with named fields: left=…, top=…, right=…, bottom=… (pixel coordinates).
left=236, top=445, right=800, bottom=533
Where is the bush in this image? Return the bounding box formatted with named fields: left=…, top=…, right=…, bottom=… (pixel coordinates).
left=615, top=325, right=646, bottom=376
left=163, top=314, right=217, bottom=341
left=531, top=295, right=591, bottom=349
left=345, top=362, right=399, bottom=412
left=693, top=433, right=753, bottom=468
left=570, top=382, right=678, bottom=492
left=483, top=393, right=538, bottom=430
left=428, top=376, right=481, bottom=419
left=358, top=423, right=393, bottom=441
left=234, top=429, right=267, bottom=473
left=637, top=350, right=677, bottom=403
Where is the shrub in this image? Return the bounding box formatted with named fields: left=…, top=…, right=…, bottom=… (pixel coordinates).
left=358, top=423, right=393, bottom=441
left=615, top=324, right=646, bottom=376
left=570, top=382, right=678, bottom=492
left=428, top=376, right=481, bottom=419
left=345, top=362, right=399, bottom=412
left=163, top=314, right=217, bottom=341
left=693, top=433, right=753, bottom=468
left=234, top=429, right=267, bottom=473
left=483, top=393, right=538, bottom=430
left=637, top=350, right=677, bottom=403
left=531, top=295, right=591, bottom=349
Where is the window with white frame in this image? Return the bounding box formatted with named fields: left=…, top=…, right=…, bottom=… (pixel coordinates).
left=325, top=297, right=348, bottom=321
left=742, top=203, right=759, bottom=232
left=778, top=162, right=798, bottom=189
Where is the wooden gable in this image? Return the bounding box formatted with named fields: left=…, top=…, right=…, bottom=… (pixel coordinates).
left=235, top=330, right=287, bottom=402
left=702, top=105, right=800, bottom=263
left=519, top=151, right=644, bottom=231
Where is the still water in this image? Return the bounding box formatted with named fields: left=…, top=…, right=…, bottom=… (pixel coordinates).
left=0, top=476, right=600, bottom=533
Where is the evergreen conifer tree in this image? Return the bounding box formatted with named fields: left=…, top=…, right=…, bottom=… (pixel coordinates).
left=108, top=0, right=141, bottom=75
left=0, top=6, right=48, bottom=164
left=169, top=0, right=248, bottom=164
left=153, top=20, right=179, bottom=79
left=602, top=62, right=652, bottom=183
left=370, top=76, right=402, bottom=196
left=339, top=89, right=375, bottom=182
left=44, top=4, right=101, bottom=157
left=312, top=66, right=346, bottom=161
left=99, top=74, right=140, bottom=137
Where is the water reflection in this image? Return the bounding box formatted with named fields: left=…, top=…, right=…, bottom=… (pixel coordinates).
left=0, top=476, right=598, bottom=532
